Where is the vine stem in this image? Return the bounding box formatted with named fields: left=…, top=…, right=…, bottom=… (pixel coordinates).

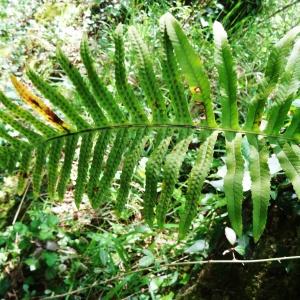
left=39, top=255, right=300, bottom=300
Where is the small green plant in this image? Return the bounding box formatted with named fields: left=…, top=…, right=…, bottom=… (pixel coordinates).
left=0, top=13, right=299, bottom=242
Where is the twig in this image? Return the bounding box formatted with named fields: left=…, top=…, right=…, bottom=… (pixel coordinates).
left=12, top=180, right=30, bottom=225
left=40, top=255, right=300, bottom=300
left=257, top=0, right=300, bottom=25
left=164, top=256, right=300, bottom=266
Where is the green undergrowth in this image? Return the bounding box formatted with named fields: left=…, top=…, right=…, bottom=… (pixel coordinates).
left=1, top=0, right=300, bottom=299
left=0, top=188, right=227, bottom=299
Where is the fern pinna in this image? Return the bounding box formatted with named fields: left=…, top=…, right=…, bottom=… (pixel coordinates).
left=0, top=13, right=299, bottom=242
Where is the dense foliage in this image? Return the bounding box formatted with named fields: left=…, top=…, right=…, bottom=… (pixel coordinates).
left=0, top=1, right=300, bottom=299
left=0, top=12, right=299, bottom=242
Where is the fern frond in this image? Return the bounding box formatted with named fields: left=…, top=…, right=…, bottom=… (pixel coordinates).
left=160, top=13, right=216, bottom=127
left=179, top=131, right=218, bottom=239
left=92, top=129, right=130, bottom=208
left=247, top=135, right=271, bottom=242
left=114, top=25, right=148, bottom=123
left=48, top=139, right=64, bottom=199
left=156, top=132, right=192, bottom=228
left=129, top=26, right=167, bottom=123
left=57, top=135, right=79, bottom=200
left=116, top=128, right=146, bottom=213
left=56, top=48, right=107, bottom=126
left=0, top=14, right=299, bottom=242
left=160, top=22, right=192, bottom=124
left=74, top=132, right=95, bottom=207
left=17, top=148, right=33, bottom=195
left=87, top=131, right=111, bottom=199
left=32, top=145, right=48, bottom=197
left=80, top=37, right=125, bottom=123
left=213, top=21, right=238, bottom=129
left=0, top=90, right=56, bottom=137
left=143, top=134, right=172, bottom=227
left=27, top=68, right=89, bottom=130
left=224, top=133, right=244, bottom=237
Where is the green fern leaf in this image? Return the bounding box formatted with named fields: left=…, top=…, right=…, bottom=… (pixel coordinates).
left=0, top=14, right=299, bottom=242
left=160, top=22, right=192, bottom=124
left=116, top=128, right=146, bottom=213
left=129, top=26, right=167, bottom=123
left=248, top=135, right=271, bottom=242
left=17, top=148, right=33, bottom=195
left=87, top=131, right=111, bottom=199
left=114, top=25, right=148, bottom=123
left=156, top=132, right=192, bottom=228
left=213, top=21, right=238, bottom=129
left=27, top=69, right=89, bottom=130
left=143, top=134, right=172, bottom=227
left=80, top=37, right=125, bottom=123
left=179, top=131, right=218, bottom=239
left=57, top=135, right=79, bottom=200
left=75, top=132, right=95, bottom=207
left=160, top=13, right=216, bottom=127
left=56, top=48, right=107, bottom=126
left=224, top=133, right=244, bottom=237
left=32, top=145, right=48, bottom=198
left=47, top=139, right=64, bottom=199
left=92, top=129, right=130, bottom=208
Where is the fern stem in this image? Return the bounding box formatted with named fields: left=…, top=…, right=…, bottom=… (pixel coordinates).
left=42, top=124, right=299, bottom=144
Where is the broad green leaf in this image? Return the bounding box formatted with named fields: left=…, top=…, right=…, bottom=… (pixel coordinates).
left=273, top=142, right=300, bottom=198
left=213, top=21, right=238, bottom=130
left=224, top=133, right=244, bottom=237
left=160, top=13, right=216, bottom=127
left=248, top=135, right=271, bottom=242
